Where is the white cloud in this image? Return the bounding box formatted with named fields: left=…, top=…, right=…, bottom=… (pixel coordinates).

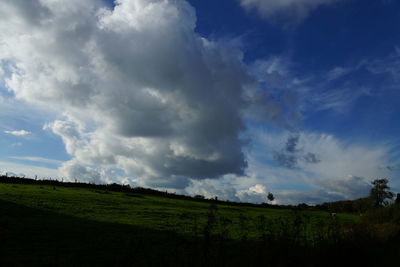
left=1, top=0, right=279, bottom=188
left=1, top=0, right=396, bottom=205
left=57, top=159, right=134, bottom=185
left=185, top=179, right=272, bottom=203
left=183, top=128, right=394, bottom=204
left=322, top=175, right=371, bottom=199
left=239, top=128, right=395, bottom=204
left=295, top=133, right=391, bottom=181
left=239, top=0, right=341, bottom=25
left=4, top=130, right=31, bottom=136
left=276, top=175, right=371, bottom=205
left=361, top=50, right=400, bottom=84
left=249, top=54, right=399, bottom=115
left=237, top=184, right=271, bottom=203
left=8, top=156, right=63, bottom=165
left=277, top=189, right=342, bottom=205
left=326, top=66, right=352, bottom=81
left=185, top=179, right=240, bottom=201
left=0, top=160, right=58, bottom=178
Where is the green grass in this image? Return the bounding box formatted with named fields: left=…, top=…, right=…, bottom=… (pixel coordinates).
left=0, top=183, right=357, bottom=239
left=3, top=182, right=389, bottom=267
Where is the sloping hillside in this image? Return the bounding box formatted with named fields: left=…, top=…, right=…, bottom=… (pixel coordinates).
left=0, top=182, right=396, bottom=266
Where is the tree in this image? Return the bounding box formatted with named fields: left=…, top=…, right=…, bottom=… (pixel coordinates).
left=395, top=193, right=400, bottom=205
left=267, top=192, right=275, bottom=203
left=369, top=179, right=394, bottom=206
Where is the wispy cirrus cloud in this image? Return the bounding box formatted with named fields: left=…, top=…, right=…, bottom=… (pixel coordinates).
left=239, top=0, right=342, bottom=25
left=4, top=130, right=31, bottom=136
left=8, top=156, right=63, bottom=165
left=249, top=48, right=400, bottom=116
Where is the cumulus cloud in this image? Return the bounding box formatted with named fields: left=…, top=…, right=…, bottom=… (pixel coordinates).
left=236, top=184, right=272, bottom=203
left=242, top=128, right=395, bottom=204
left=295, top=133, right=392, bottom=180
left=276, top=175, right=371, bottom=205
left=1, top=0, right=280, bottom=186
left=4, top=130, right=31, bottom=136
left=239, top=0, right=341, bottom=25
left=59, top=160, right=102, bottom=184
left=186, top=179, right=272, bottom=203
left=186, top=179, right=240, bottom=201
left=1, top=0, right=395, bottom=205
left=58, top=159, right=134, bottom=185
left=322, top=175, right=371, bottom=199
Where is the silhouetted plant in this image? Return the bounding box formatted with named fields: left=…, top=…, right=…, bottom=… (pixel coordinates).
left=255, top=215, right=267, bottom=242
left=395, top=193, right=400, bottom=205
left=238, top=213, right=249, bottom=241
left=370, top=179, right=394, bottom=206
left=267, top=192, right=275, bottom=203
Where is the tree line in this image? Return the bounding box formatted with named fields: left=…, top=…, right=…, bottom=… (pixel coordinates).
left=317, top=178, right=399, bottom=213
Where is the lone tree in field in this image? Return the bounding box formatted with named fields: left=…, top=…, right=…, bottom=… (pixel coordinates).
left=369, top=179, right=394, bottom=206
left=267, top=192, right=275, bottom=203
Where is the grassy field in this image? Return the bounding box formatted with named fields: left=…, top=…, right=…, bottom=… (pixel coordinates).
left=0, top=182, right=396, bottom=266
left=0, top=183, right=356, bottom=238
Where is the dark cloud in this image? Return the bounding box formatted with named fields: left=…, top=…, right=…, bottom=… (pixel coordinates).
left=303, top=152, right=321, bottom=164
left=0, top=0, right=50, bottom=26
left=273, top=135, right=300, bottom=168
left=385, top=165, right=395, bottom=171
left=273, top=151, right=298, bottom=168
left=273, top=134, right=320, bottom=168
left=285, top=135, right=299, bottom=153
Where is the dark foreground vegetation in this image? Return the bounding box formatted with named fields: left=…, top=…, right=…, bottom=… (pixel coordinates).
left=0, top=176, right=399, bottom=266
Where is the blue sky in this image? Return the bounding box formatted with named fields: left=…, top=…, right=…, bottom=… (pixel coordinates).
left=0, top=0, right=399, bottom=204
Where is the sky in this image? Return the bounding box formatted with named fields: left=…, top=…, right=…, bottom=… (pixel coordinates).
left=1, top=0, right=399, bottom=205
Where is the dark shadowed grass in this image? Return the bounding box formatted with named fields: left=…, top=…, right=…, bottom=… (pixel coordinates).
left=0, top=198, right=204, bottom=266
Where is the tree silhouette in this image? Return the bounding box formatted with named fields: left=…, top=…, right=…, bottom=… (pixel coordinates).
left=267, top=192, right=275, bottom=203
left=369, top=179, right=394, bottom=206
left=395, top=193, right=400, bottom=205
